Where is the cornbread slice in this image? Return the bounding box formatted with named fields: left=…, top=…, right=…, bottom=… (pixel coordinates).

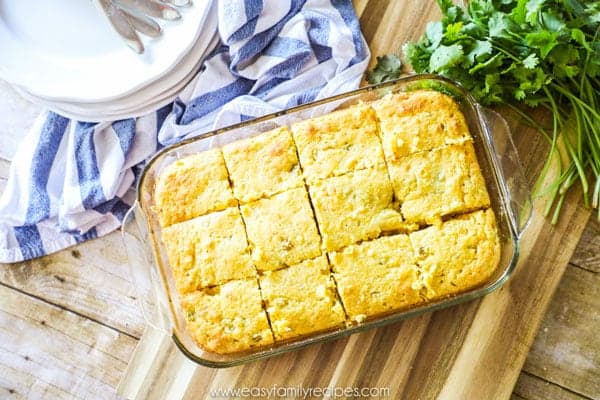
left=291, top=103, right=385, bottom=183
left=409, top=209, right=501, bottom=300
left=180, top=279, right=274, bottom=354
left=389, top=142, right=490, bottom=225
left=154, top=149, right=236, bottom=227
left=222, top=127, right=303, bottom=203
left=161, top=207, right=255, bottom=294
left=372, top=90, right=471, bottom=160
left=329, top=234, right=422, bottom=323
left=241, top=188, right=321, bottom=271
left=259, top=256, right=346, bottom=340
left=308, top=166, right=411, bottom=252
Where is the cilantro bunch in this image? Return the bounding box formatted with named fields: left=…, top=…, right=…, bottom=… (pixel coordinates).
left=387, top=0, right=600, bottom=223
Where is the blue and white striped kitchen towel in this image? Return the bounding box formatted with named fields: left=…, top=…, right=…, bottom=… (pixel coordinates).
left=0, top=0, right=369, bottom=263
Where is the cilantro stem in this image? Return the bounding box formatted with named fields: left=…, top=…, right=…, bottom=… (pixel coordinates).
left=490, top=44, right=520, bottom=63
left=537, top=93, right=562, bottom=211
left=594, top=177, right=600, bottom=209
left=551, top=193, right=566, bottom=225
left=551, top=83, right=600, bottom=120
left=544, top=87, right=589, bottom=203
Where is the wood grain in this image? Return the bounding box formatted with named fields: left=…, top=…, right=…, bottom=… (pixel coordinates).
left=0, top=285, right=136, bottom=399
left=513, top=372, right=591, bottom=400
left=521, top=265, right=600, bottom=399
left=0, top=231, right=145, bottom=339
left=362, top=1, right=440, bottom=64
left=118, top=328, right=194, bottom=400
left=570, top=218, right=600, bottom=273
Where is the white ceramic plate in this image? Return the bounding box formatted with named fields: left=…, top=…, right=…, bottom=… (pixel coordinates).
left=0, top=0, right=212, bottom=102
left=14, top=31, right=219, bottom=122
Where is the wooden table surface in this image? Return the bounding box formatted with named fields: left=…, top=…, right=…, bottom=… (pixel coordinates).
left=0, top=2, right=598, bottom=399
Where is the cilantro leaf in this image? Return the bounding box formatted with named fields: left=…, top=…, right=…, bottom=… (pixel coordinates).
left=511, top=0, right=529, bottom=24
left=522, top=53, right=539, bottom=69
left=571, top=28, right=591, bottom=50
left=444, top=21, right=465, bottom=42
left=525, top=30, right=559, bottom=58
left=429, top=44, right=464, bottom=72
left=541, top=11, right=566, bottom=33
left=466, top=40, right=493, bottom=64
left=425, top=21, right=444, bottom=48
left=525, top=0, right=545, bottom=24
left=403, top=42, right=430, bottom=73
left=488, top=12, right=511, bottom=38
left=365, top=55, right=402, bottom=84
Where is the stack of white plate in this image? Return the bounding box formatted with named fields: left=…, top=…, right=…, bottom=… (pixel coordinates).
left=0, top=0, right=218, bottom=122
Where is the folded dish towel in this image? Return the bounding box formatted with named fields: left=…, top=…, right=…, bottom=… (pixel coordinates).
left=0, top=0, right=369, bottom=263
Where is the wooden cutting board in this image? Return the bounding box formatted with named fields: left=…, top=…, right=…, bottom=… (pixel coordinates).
left=118, top=2, right=592, bottom=399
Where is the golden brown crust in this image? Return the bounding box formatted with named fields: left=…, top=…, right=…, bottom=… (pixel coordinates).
left=308, top=165, right=413, bottom=252
left=153, top=149, right=236, bottom=228
left=240, top=188, right=322, bottom=271
left=372, top=90, right=471, bottom=160
left=291, top=103, right=385, bottom=183
left=181, top=279, right=274, bottom=354
left=223, top=126, right=303, bottom=203
left=259, top=256, right=346, bottom=340
left=409, top=209, right=501, bottom=299
left=329, top=234, right=423, bottom=323
left=388, top=142, right=491, bottom=225
left=161, top=207, right=256, bottom=294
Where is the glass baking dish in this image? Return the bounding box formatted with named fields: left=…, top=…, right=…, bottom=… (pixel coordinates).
left=122, top=74, right=532, bottom=368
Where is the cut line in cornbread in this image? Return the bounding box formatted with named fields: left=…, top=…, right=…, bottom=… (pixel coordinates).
left=181, top=279, right=274, bottom=354
left=241, top=188, right=322, bottom=271
left=291, top=103, right=385, bottom=183
left=259, top=255, right=346, bottom=340
left=372, top=90, right=471, bottom=160
left=388, top=141, right=490, bottom=225
left=161, top=207, right=256, bottom=294
left=222, top=126, right=303, bottom=203
left=153, top=149, right=236, bottom=228
left=151, top=88, right=503, bottom=355
left=329, top=234, right=423, bottom=323
left=308, top=165, right=414, bottom=252
left=409, top=209, right=500, bottom=300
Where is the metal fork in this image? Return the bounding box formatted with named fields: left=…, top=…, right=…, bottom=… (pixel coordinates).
left=96, top=0, right=190, bottom=54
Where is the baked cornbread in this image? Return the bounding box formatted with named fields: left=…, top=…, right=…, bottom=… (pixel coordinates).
left=409, top=209, right=501, bottom=299
left=259, top=256, right=346, bottom=340
left=329, top=234, right=423, bottom=323
left=389, top=142, right=490, bottom=225
left=372, top=90, right=471, bottom=160
left=151, top=88, right=503, bottom=355
left=153, top=149, right=236, bottom=227
left=308, top=165, right=412, bottom=251
left=240, top=188, right=321, bottom=271
left=291, top=103, right=385, bottom=183
left=181, top=279, right=274, bottom=354
left=222, top=127, right=303, bottom=203
left=160, top=207, right=255, bottom=294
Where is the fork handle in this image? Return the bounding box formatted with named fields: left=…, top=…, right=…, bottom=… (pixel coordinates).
left=115, top=0, right=181, bottom=20
left=96, top=0, right=144, bottom=53
left=121, top=8, right=162, bottom=37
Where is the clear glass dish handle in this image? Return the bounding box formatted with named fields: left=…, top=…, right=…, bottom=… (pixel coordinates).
left=479, top=106, right=533, bottom=237
left=122, top=204, right=172, bottom=332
